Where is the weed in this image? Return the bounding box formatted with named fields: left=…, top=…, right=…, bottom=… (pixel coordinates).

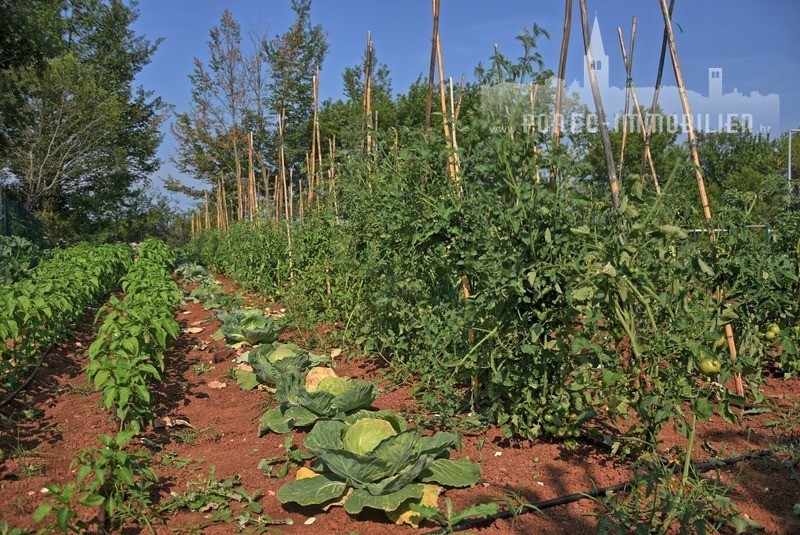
left=172, top=426, right=222, bottom=445
left=411, top=497, right=499, bottom=532
left=64, top=380, right=94, bottom=396
left=159, top=450, right=204, bottom=470
left=192, top=362, right=214, bottom=375
left=19, top=462, right=46, bottom=478
left=257, top=434, right=313, bottom=478
left=594, top=460, right=763, bottom=533
left=161, top=466, right=271, bottom=527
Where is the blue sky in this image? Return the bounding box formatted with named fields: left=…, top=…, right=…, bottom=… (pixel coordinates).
left=131, top=0, right=800, bottom=204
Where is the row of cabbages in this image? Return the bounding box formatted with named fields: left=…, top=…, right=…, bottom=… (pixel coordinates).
left=204, top=296, right=482, bottom=527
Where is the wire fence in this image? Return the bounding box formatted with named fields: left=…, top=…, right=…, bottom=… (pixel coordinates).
left=0, top=189, right=46, bottom=244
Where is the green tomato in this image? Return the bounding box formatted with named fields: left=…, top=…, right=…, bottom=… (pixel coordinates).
left=543, top=414, right=554, bottom=423
left=712, top=336, right=727, bottom=352
left=768, top=324, right=781, bottom=336
left=698, top=358, right=722, bottom=376
left=765, top=331, right=776, bottom=341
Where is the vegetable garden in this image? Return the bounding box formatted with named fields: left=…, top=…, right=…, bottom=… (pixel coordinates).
left=2, top=0, right=800, bottom=533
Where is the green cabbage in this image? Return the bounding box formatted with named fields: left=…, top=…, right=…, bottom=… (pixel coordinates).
left=316, top=376, right=352, bottom=397
left=343, top=417, right=397, bottom=455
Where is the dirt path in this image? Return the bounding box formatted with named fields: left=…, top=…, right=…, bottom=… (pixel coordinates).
left=1, top=276, right=799, bottom=533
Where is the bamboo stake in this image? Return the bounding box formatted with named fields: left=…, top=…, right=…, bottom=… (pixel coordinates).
left=617, top=23, right=661, bottom=194
left=220, top=173, right=229, bottom=230
left=552, top=0, right=573, bottom=190
left=248, top=132, right=256, bottom=220
left=256, top=151, right=271, bottom=219
left=236, top=172, right=244, bottom=222
left=448, top=77, right=461, bottom=179
left=363, top=32, right=373, bottom=156
left=215, top=182, right=222, bottom=229
left=279, top=110, right=288, bottom=222
left=454, top=73, right=466, bottom=120
left=424, top=0, right=441, bottom=136
left=616, top=19, right=635, bottom=184
left=289, top=170, right=294, bottom=230
left=315, top=66, right=323, bottom=206
left=658, top=0, right=711, bottom=235
left=642, top=0, right=675, bottom=181
left=191, top=212, right=195, bottom=238
left=204, top=191, right=210, bottom=230
left=657, top=0, right=743, bottom=397
left=309, top=72, right=318, bottom=205
left=578, top=0, right=620, bottom=209
left=435, top=33, right=457, bottom=181
left=530, top=82, right=542, bottom=184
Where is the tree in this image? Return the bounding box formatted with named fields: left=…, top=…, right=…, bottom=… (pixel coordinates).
left=0, top=0, right=166, bottom=240
left=319, top=43, right=394, bottom=152
left=264, top=0, right=328, bottom=170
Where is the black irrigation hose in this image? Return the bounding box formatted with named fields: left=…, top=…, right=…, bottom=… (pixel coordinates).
left=0, top=345, right=54, bottom=414
left=426, top=436, right=800, bottom=534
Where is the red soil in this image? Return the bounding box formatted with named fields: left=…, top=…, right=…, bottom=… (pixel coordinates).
left=1, top=277, right=798, bottom=534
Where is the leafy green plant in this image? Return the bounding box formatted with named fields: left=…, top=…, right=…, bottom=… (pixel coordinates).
left=214, top=307, right=282, bottom=345
left=34, top=430, right=157, bottom=532
left=410, top=498, right=499, bottom=532
left=259, top=368, right=378, bottom=434
left=85, top=239, right=180, bottom=431
left=596, top=461, right=763, bottom=534
left=161, top=467, right=263, bottom=524
left=257, top=434, right=313, bottom=478
left=248, top=342, right=311, bottom=386
left=276, top=411, right=480, bottom=519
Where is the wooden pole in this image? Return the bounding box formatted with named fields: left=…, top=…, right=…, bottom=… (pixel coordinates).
left=642, top=0, right=675, bottom=181
left=248, top=132, right=256, bottom=220
left=204, top=191, right=210, bottom=230
left=578, top=0, right=620, bottom=209
left=454, top=73, right=466, bottom=120
left=551, top=0, right=573, bottom=190
left=617, top=23, right=661, bottom=194
left=279, top=110, right=288, bottom=222
left=657, top=0, right=743, bottom=397
left=616, top=19, right=635, bottom=184
left=363, top=32, right=373, bottom=156
left=530, top=82, right=542, bottom=184
left=220, top=173, right=229, bottom=230
left=658, top=0, right=711, bottom=235
left=424, top=0, right=441, bottom=136
left=448, top=76, right=461, bottom=179
left=309, top=72, right=318, bottom=205
left=435, top=33, right=457, bottom=181
left=256, top=151, right=271, bottom=220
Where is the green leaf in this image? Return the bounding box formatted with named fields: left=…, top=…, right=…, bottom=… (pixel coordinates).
left=79, top=493, right=105, bottom=507
left=235, top=370, right=259, bottom=391
left=304, top=420, right=346, bottom=453
left=276, top=474, right=347, bottom=506
left=419, top=457, right=481, bottom=487
left=33, top=503, right=53, bottom=523
left=315, top=449, right=393, bottom=486
left=344, top=484, right=425, bottom=514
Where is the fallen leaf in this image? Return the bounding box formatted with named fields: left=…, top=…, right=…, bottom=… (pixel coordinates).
left=207, top=381, right=227, bottom=389
left=304, top=518, right=316, bottom=525
left=184, top=327, right=204, bottom=334
left=237, top=363, right=253, bottom=372
left=330, top=348, right=343, bottom=358
left=190, top=320, right=205, bottom=326
left=182, top=310, right=192, bottom=315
